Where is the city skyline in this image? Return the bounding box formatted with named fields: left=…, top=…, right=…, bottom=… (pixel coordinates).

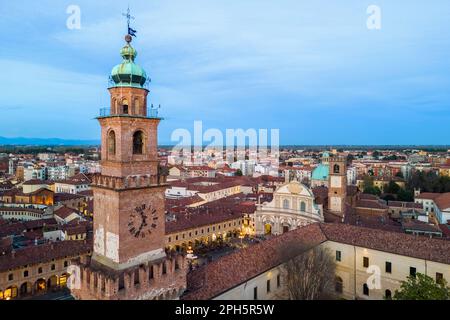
left=1, top=0, right=450, bottom=145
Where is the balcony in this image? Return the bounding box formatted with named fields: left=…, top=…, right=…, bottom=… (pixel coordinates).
left=98, top=107, right=161, bottom=119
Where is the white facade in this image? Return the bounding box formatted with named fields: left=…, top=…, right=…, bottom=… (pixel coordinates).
left=23, top=167, right=46, bottom=181
left=54, top=181, right=89, bottom=194
left=346, top=166, right=357, bottom=185
left=47, top=166, right=70, bottom=181
left=255, top=181, right=323, bottom=236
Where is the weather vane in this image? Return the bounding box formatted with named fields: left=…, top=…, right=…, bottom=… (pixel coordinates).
left=122, top=6, right=137, bottom=39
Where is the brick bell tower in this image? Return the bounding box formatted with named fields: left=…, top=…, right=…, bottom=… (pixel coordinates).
left=71, top=32, right=187, bottom=300
left=328, top=155, right=347, bottom=217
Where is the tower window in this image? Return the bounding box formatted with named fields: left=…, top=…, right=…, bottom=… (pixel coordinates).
left=122, top=99, right=129, bottom=114
left=333, top=164, right=340, bottom=174
left=108, top=130, right=116, bottom=155
left=133, top=131, right=144, bottom=154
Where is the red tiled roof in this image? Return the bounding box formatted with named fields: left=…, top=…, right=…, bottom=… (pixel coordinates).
left=355, top=200, right=388, bottom=210
left=54, top=206, right=79, bottom=220
left=416, top=193, right=441, bottom=200
left=183, top=223, right=450, bottom=300
left=182, top=223, right=327, bottom=300
left=0, top=240, right=92, bottom=272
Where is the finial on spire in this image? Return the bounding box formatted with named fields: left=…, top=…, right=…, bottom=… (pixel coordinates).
left=122, top=6, right=137, bottom=39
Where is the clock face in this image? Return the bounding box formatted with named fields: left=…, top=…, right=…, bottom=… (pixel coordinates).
left=128, top=203, right=158, bottom=238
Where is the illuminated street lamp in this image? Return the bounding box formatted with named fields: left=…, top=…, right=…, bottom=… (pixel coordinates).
left=186, top=246, right=197, bottom=260
left=238, top=231, right=244, bottom=245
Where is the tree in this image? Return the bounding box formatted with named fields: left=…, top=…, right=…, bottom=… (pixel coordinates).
left=235, top=169, right=243, bottom=176
left=282, top=246, right=336, bottom=300
left=394, top=273, right=450, bottom=300
left=364, top=186, right=382, bottom=196
left=385, top=181, right=400, bottom=194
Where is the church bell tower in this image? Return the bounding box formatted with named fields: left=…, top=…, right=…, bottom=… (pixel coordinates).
left=71, top=27, right=187, bottom=300
left=328, top=155, right=347, bottom=216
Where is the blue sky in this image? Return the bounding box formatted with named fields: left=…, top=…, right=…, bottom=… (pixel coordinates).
left=1, top=0, right=450, bottom=145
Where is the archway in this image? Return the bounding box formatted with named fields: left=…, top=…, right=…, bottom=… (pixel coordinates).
left=20, top=282, right=32, bottom=296
left=385, top=289, right=392, bottom=300
left=47, top=275, right=59, bottom=290
left=335, top=277, right=343, bottom=294
left=35, top=278, right=47, bottom=293
left=4, top=286, right=18, bottom=300
left=264, top=223, right=272, bottom=235
left=59, top=273, right=70, bottom=288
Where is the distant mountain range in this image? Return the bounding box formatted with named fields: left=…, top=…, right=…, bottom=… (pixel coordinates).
left=0, top=136, right=100, bottom=146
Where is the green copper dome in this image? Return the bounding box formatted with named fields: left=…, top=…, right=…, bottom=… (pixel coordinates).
left=312, top=164, right=329, bottom=181
left=110, top=36, right=148, bottom=88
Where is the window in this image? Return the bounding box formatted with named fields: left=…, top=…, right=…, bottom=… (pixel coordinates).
left=333, top=164, right=340, bottom=174
left=277, top=274, right=281, bottom=288
left=410, top=267, right=416, bottom=278
left=122, top=99, right=129, bottom=114
left=108, top=130, right=116, bottom=155
left=162, top=263, right=167, bottom=275
left=266, top=280, right=271, bottom=293
left=436, top=272, right=444, bottom=284
left=300, top=201, right=306, bottom=212
left=385, top=289, right=392, bottom=300
left=132, top=130, right=144, bottom=154
left=336, top=250, right=342, bottom=262
left=51, top=264, right=55, bottom=271
left=38, top=267, right=43, bottom=274
left=8, top=274, right=13, bottom=281
left=363, top=257, right=369, bottom=268
left=385, top=262, right=392, bottom=274
left=23, top=270, right=29, bottom=278
left=283, top=199, right=290, bottom=209
left=363, top=283, right=369, bottom=296
left=335, top=277, right=343, bottom=293
left=253, top=287, right=258, bottom=300
left=64, top=261, right=68, bottom=268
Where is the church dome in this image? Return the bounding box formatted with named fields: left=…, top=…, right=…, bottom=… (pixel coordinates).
left=312, top=164, right=329, bottom=181
left=110, top=36, right=148, bottom=88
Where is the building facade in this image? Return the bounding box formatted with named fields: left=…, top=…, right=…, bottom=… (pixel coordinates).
left=255, top=180, right=323, bottom=236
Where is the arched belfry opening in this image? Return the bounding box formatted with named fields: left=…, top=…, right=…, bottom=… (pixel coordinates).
left=122, top=99, right=129, bottom=114
left=333, top=164, right=340, bottom=174
left=133, top=130, right=144, bottom=154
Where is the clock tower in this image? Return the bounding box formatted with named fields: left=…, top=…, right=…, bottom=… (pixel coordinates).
left=328, top=155, right=347, bottom=217
left=71, top=32, right=187, bottom=300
